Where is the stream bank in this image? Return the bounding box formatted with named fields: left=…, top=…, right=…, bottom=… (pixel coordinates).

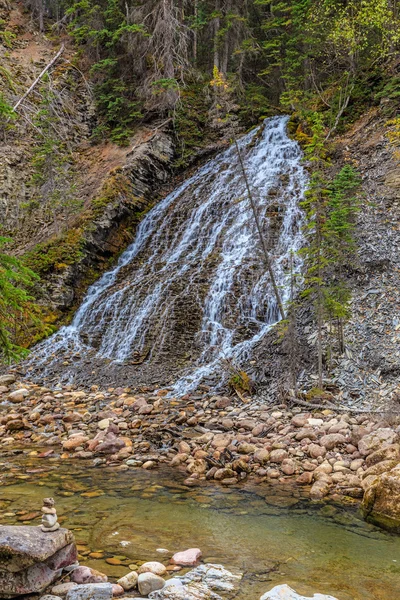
left=1, top=375, right=400, bottom=533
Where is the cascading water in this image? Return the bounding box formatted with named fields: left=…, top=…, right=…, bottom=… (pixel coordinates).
left=27, top=116, right=308, bottom=393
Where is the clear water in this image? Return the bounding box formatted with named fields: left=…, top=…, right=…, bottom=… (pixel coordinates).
left=26, top=116, right=307, bottom=394
left=1, top=453, right=399, bottom=599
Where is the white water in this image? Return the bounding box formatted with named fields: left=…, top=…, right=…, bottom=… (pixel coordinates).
left=28, top=116, right=307, bottom=393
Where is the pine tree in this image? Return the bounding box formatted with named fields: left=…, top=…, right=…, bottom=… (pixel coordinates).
left=0, top=238, right=41, bottom=363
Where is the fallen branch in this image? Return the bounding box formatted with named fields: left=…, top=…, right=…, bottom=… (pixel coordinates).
left=12, top=45, right=65, bottom=113
left=288, top=395, right=400, bottom=414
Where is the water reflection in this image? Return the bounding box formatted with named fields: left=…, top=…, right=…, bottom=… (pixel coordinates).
left=0, top=450, right=399, bottom=600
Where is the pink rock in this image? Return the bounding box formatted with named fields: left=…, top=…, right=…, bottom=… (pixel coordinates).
left=112, top=583, right=125, bottom=596
left=71, top=565, right=108, bottom=584
left=170, top=548, right=202, bottom=566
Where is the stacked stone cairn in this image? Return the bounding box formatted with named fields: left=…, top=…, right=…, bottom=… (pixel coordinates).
left=41, top=497, right=60, bottom=532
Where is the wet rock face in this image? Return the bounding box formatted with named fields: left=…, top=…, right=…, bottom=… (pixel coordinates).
left=0, top=527, right=77, bottom=598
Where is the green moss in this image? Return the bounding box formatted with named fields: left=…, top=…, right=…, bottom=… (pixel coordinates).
left=24, top=228, right=85, bottom=276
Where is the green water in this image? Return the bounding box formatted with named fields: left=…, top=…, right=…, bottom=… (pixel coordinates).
left=0, top=451, right=399, bottom=599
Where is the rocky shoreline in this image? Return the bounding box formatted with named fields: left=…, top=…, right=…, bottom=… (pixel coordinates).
left=1, top=374, right=400, bottom=532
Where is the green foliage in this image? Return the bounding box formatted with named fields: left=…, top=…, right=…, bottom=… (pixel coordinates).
left=300, top=116, right=361, bottom=381
left=0, top=18, right=16, bottom=48
left=0, top=238, right=41, bottom=363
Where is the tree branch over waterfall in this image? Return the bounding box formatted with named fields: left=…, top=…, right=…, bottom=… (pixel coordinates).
left=234, top=137, right=286, bottom=321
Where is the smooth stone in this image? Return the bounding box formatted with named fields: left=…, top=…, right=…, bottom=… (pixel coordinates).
left=138, top=561, right=167, bottom=576
left=138, top=573, right=165, bottom=595
left=260, top=584, right=338, bottom=599
left=117, top=571, right=138, bottom=591
left=40, top=597, right=63, bottom=600
left=170, top=548, right=202, bottom=566
left=71, top=566, right=108, bottom=584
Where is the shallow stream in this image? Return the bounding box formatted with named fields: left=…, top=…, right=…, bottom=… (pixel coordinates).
left=0, top=452, right=399, bottom=599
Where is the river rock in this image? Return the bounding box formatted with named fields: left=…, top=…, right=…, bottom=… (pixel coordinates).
left=0, top=374, right=16, bottom=385
left=52, top=583, right=78, bottom=595
left=71, top=566, right=108, bottom=584
left=138, top=562, right=167, bottom=576
left=260, top=584, right=338, bottom=599
left=170, top=548, right=202, bottom=566
left=40, top=596, right=63, bottom=600
left=66, top=583, right=113, bottom=600
left=138, top=572, right=165, bottom=595
left=319, top=434, right=346, bottom=450
left=8, top=388, right=29, bottom=403
left=117, top=570, right=138, bottom=590
left=270, top=449, right=288, bottom=463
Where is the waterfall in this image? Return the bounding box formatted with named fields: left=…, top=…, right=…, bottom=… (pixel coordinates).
left=27, top=116, right=308, bottom=393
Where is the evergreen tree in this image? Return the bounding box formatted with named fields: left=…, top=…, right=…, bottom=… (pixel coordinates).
left=0, top=238, right=41, bottom=363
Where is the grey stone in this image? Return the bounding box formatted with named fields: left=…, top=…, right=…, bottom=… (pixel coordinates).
left=66, top=583, right=113, bottom=600
left=138, top=572, right=165, bottom=596
left=0, top=526, right=74, bottom=573
left=260, top=584, right=338, bottom=600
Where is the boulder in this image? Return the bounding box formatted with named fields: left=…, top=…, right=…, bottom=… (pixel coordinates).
left=0, top=527, right=75, bottom=573
left=0, top=526, right=76, bottom=598
left=66, top=583, right=113, bottom=600
left=362, top=463, right=400, bottom=532
left=260, top=584, right=338, bottom=599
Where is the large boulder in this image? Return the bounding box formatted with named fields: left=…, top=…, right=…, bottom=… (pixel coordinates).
left=260, top=584, right=338, bottom=599
left=0, top=527, right=76, bottom=598
left=362, top=463, right=400, bottom=532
